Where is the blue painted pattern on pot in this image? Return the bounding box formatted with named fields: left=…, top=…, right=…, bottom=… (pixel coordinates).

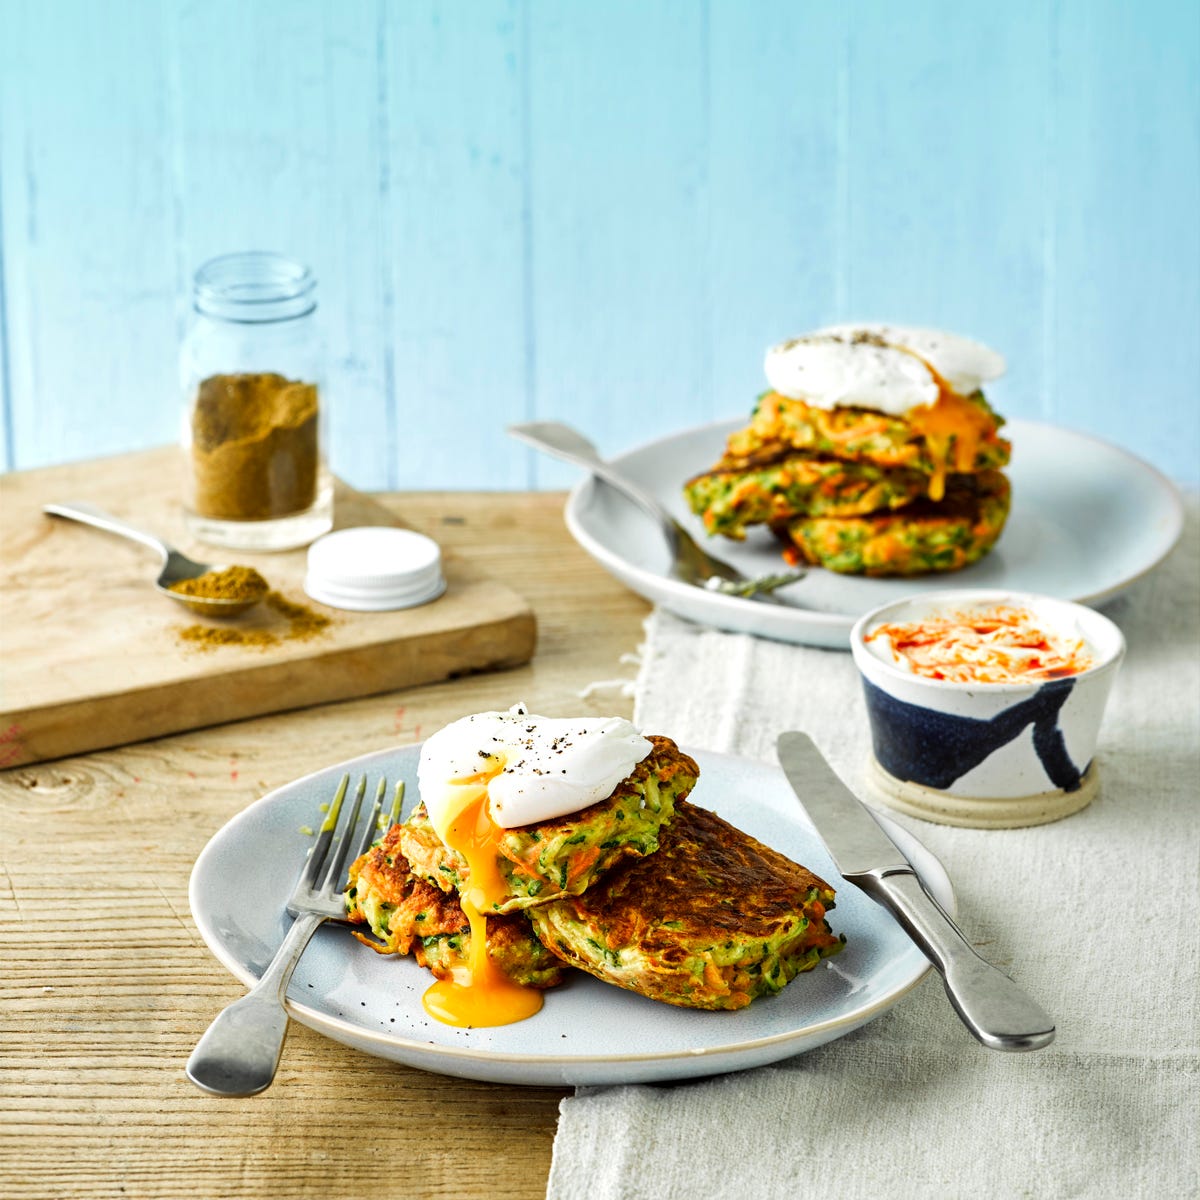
left=861, top=676, right=1087, bottom=794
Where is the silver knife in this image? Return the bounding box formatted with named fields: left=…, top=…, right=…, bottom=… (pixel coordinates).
left=777, top=730, right=1055, bottom=1052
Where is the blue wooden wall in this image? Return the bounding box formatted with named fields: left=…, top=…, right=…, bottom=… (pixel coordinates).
left=1, top=1, right=1197, bottom=491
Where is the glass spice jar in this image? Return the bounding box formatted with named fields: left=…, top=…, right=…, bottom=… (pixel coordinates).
left=180, top=252, right=333, bottom=551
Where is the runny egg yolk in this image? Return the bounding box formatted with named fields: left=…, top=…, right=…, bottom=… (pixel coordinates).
left=422, top=761, right=543, bottom=1028
left=901, top=354, right=994, bottom=502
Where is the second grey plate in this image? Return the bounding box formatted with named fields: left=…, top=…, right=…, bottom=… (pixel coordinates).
left=563, top=418, right=1183, bottom=648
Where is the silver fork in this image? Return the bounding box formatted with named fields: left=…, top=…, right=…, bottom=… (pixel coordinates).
left=507, top=420, right=805, bottom=599
left=186, top=774, right=401, bottom=1097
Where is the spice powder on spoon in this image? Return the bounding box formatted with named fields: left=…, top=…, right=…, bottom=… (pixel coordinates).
left=167, top=565, right=270, bottom=603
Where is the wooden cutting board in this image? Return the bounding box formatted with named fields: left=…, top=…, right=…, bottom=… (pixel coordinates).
left=0, top=447, right=536, bottom=768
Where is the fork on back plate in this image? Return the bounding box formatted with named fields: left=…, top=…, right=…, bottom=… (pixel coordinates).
left=186, top=773, right=403, bottom=1096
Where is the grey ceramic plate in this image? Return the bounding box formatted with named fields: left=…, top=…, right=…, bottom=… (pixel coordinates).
left=564, top=418, right=1184, bottom=649
left=189, top=745, right=954, bottom=1087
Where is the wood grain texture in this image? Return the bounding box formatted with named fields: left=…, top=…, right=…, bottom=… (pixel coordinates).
left=841, top=2, right=1055, bottom=428
left=527, top=0, right=711, bottom=490
left=706, top=3, right=845, bottom=397
left=0, top=1, right=1197, bottom=487
left=169, top=0, right=398, bottom=492
left=0, top=448, right=535, bottom=767
left=384, top=0, right=531, bottom=492
left=0, top=0, right=179, bottom=467
left=0, top=171, right=11, bottom=472
left=0, top=488, right=650, bottom=1200
left=1051, top=0, right=1200, bottom=477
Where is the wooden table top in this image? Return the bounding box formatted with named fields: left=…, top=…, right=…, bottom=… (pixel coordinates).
left=0, top=488, right=650, bottom=1200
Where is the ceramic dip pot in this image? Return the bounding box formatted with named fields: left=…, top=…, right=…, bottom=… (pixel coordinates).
left=850, top=589, right=1125, bottom=828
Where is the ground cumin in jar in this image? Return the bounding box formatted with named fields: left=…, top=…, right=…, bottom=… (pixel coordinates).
left=181, top=253, right=333, bottom=551
left=191, top=372, right=319, bottom=521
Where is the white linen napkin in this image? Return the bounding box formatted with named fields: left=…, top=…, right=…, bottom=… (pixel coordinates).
left=548, top=496, right=1199, bottom=1200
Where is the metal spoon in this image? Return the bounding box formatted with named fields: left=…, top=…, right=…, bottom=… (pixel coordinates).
left=43, top=501, right=266, bottom=617
left=507, top=421, right=805, bottom=598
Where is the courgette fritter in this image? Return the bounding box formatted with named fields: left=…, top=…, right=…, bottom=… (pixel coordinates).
left=527, top=801, right=844, bottom=1011
left=684, top=454, right=930, bottom=538
left=398, top=735, right=698, bottom=914
left=345, top=825, right=564, bottom=988
left=773, top=469, right=1011, bottom=576
left=727, top=389, right=1010, bottom=475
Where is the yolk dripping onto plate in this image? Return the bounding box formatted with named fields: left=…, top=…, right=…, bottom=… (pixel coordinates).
left=894, top=348, right=995, bottom=503
left=421, top=761, right=544, bottom=1028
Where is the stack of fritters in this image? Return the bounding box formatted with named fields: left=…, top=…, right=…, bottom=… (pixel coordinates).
left=685, top=331, right=1013, bottom=576
left=345, top=735, right=697, bottom=992
left=345, top=736, right=845, bottom=1010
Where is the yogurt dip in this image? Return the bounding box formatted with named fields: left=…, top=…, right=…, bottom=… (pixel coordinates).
left=864, top=602, right=1095, bottom=684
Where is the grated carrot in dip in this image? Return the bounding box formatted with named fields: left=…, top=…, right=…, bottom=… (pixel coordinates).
left=866, top=604, right=1095, bottom=684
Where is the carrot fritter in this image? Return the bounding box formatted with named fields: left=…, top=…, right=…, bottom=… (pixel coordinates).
left=398, top=735, right=699, bottom=913
left=727, top=390, right=1010, bottom=475
left=774, top=470, right=1011, bottom=576
left=344, top=824, right=425, bottom=954
left=528, top=801, right=843, bottom=1011
left=684, top=454, right=930, bottom=538
left=344, top=825, right=565, bottom=988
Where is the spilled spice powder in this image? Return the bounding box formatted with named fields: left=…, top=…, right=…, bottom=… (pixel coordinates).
left=179, top=624, right=279, bottom=649
left=264, top=590, right=332, bottom=639
left=178, top=589, right=332, bottom=651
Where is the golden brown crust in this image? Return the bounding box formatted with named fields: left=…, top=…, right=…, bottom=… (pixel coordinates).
left=345, top=825, right=420, bottom=953
left=347, top=826, right=411, bottom=904
left=553, top=801, right=835, bottom=948
left=528, top=801, right=842, bottom=1009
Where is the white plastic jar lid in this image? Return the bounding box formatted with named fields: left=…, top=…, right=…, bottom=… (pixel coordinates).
left=304, top=527, right=446, bottom=611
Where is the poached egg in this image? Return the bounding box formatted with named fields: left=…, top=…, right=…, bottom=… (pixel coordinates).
left=416, top=706, right=653, bottom=1028
left=762, top=324, right=1007, bottom=501
left=815, top=323, right=1006, bottom=398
